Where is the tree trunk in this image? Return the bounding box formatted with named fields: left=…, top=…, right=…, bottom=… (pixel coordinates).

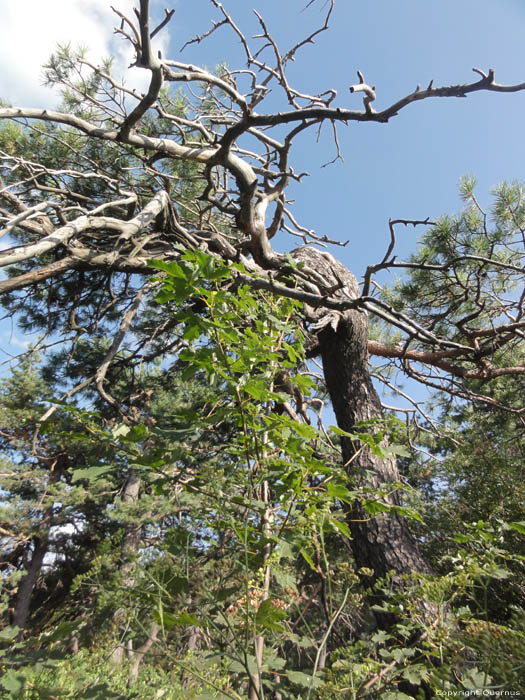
left=11, top=464, right=61, bottom=637
left=128, top=623, right=160, bottom=683
left=119, top=472, right=142, bottom=572
left=292, top=248, right=431, bottom=582
left=12, top=537, right=48, bottom=637
left=319, top=319, right=431, bottom=580
left=110, top=471, right=142, bottom=665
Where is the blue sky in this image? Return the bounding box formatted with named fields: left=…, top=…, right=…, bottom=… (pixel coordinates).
left=1, top=0, right=524, bottom=364
left=164, top=0, right=525, bottom=273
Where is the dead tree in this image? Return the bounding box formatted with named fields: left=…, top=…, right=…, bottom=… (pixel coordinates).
left=0, top=0, right=523, bottom=602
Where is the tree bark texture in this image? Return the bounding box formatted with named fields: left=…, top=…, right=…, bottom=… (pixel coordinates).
left=12, top=537, right=48, bottom=637
left=11, top=465, right=62, bottom=637
left=110, top=471, right=143, bottom=665
left=119, top=472, right=142, bottom=574
left=292, top=248, right=431, bottom=582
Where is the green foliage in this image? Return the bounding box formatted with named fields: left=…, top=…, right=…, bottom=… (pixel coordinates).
left=0, top=18, right=523, bottom=698
left=0, top=250, right=418, bottom=697
left=1, top=644, right=224, bottom=699
left=2, top=243, right=524, bottom=698
left=318, top=521, right=525, bottom=698
left=378, top=180, right=524, bottom=367
left=147, top=251, right=353, bottom=695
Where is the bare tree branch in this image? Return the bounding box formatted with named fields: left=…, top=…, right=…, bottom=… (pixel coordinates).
left=0, top=1, right=523, bottom=416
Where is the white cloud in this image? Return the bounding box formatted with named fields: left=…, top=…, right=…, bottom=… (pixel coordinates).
left=0, top=0, right=170, bottom=107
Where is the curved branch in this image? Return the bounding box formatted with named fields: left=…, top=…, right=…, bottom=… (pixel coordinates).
left=0, top=108, right=257, bottom=191
left=95, top=280, right=158, bottom=408
left=368, top=340, right=524, bottom=380
left=245, top=70, right=525, bottom=127
left=0, top=257, right=79, bottom=293
left=0, top=191, right=169, bottom=268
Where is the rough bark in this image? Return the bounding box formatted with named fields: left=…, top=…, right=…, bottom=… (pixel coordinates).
left=292, top=248, right=431, bottom=582
left=319, top=319, right=431, bottom=579
left=128, top=622, right=160, bottom=683
left=110, top=472, right=143, bottom=666
left=11, top=466, right=62, bottom=637
left=108, top=472, right=162, bottom=681
left=12, top=537, right=48, bottom=637
left=119, top=472, right=142, bottom=570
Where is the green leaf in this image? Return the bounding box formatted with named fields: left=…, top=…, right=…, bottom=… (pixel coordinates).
left=150, top=258, right=189, bottom=280
left=255, top=599, right=287, bottom=631
left=363, top=499, right=392, bottom=516
left=183, top=321, right=203, bottom=342
left=112, top=424, right=130, bottom=438
left=189, top=248, right=212, bottom=271
left=488, top=567, right=511, bottom=580
left=153, top=609, right=199, bottom=630
left=215, top=585, right=240, bottom=602
left=330, top=425, right=358, bottom=439
left=391, top=647, right=416, bottom=662
left=371, top=630, right=392, bottom=643
left=462, top=667, right=492, bottom=689
left=0, top=626, right=19, bottom=641
left=326, top=481, right=352, bottom=503
left=508, top=521, right=525, bottom=535
left=206, top=265, right=231, bottom=282
left=275, top=537, right=294, bottom=561
left=83, top=685, right=125, bottom=699
left=165, top=278, right=194, bottom=303
left=242, top=379, right=268, bottom=401
left=122, top=423, right=149, bottom=442
left=154, top=288, right=176, bottom=304
left=71, top=465, right=113, bottom=483
left=0, top=672, right=25, bottom=694
left=228, top=659, right=247, bottom=674
left=402, top=666, right=429, bottom=684
left=166, top=576, right=190, bottom=596
left=153, top=421, right=197, bottom=440
left=453, top=534, right=472, bottom=543
left=383, top=443, right=411, bottom=458
left=300, top=548, right=316, bottom=571
left=287, top=670, right=323, bottom=689
left=392, top=505, right=424, bottom=524
left=292, top=421, right=317, bottom=439
left=327, top=516, right=351, bottom=538
left=283, top=342, right=299, bottom=363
